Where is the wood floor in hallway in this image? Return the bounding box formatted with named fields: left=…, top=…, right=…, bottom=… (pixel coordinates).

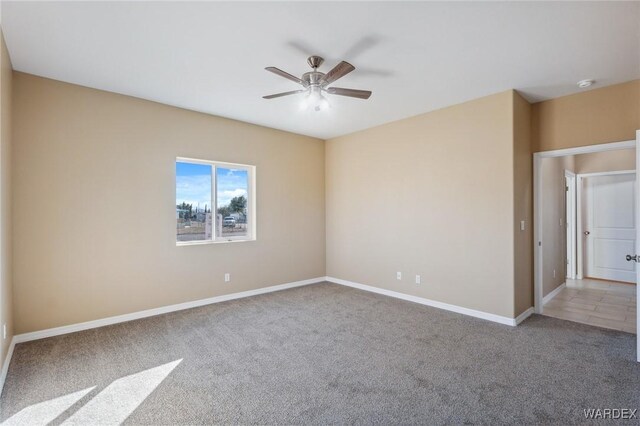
left=543, top=278, right=636, bottom=334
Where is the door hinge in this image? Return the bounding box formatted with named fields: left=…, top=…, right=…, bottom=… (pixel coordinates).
left=565, top=186, right=569, bottom=192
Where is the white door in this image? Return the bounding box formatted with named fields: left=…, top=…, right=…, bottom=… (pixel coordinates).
left=583, top=173, right=636, bottom=283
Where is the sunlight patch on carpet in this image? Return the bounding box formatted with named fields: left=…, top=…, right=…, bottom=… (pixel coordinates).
left=62, top=359, right=182, bottom=426
left=2, top=386, right=96, bottom=426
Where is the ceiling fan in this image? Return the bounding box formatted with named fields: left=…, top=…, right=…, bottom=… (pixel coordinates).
left=263, top=56, right=372, bottom=111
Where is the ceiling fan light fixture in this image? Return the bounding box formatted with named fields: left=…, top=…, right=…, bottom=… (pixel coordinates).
left=301, top=87, right=330, bottom=112
left=314, top=94, right=330, bottom=112
left=299, top=90, right=313, bottom=111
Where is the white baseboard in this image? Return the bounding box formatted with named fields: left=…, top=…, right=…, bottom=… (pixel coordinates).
left=13, top=276, right=326, bottom=344
left=515, top=307, right=535, bottom=325
left=326, top=276, right=526, bottom=326
left=0, top=337, right=16, bottom=396
left=542, top=282, right=566, bottom=305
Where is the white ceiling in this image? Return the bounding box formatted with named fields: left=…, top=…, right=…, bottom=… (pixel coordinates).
left=2, top=1, right=639, bottom=139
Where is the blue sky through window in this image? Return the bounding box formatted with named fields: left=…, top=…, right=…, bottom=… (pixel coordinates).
left=176, top=162, right=211, bottom=212
left=176, top=162, right=248, bottom=211
left=217, top=167, right=248, bottom=207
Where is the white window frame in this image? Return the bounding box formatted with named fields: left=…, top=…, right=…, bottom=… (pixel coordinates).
left=176, top=157, right=256, bottom=246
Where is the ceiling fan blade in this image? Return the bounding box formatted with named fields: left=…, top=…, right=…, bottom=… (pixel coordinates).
left=320, top=61, right=355, bottom=85
left=262, top=89, right=306, bottom=99
left=326, top=87, right=372, bottom=99
left=265, top=67, right=305, bottom=86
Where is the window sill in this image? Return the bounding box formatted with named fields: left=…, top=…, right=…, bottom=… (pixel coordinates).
left=176, top=238, right=256, bottom=247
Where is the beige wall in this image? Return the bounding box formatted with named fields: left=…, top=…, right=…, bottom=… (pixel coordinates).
left=326, top=91, right=520, bottom=318
left=0, top=32, right=13, bottom=367
left=513, top=92, right=533, bottom=316
left=574, top=148, right=635, bottom=174
left=12, top=73, right=326, bottom=334
left=532, top=80, right=640, bottom=152
left=540, top=155, right=575, bottom=297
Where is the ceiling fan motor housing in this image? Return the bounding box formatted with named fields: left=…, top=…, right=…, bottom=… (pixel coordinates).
left=302, top=71, right=325, bottom=86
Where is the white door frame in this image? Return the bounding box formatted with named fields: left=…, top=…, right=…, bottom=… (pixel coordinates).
left=533, top=139, right=635, bottom=315
left=576, top=170, right=636, bottom=281
left=565, top=170, right=576, bottom=279
left=629, top=130, right=640, bottom=362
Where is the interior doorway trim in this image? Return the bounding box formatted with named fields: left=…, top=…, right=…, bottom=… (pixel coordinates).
left=565, top=170, right=576, bottom=280
left=533, top=139, right=635, bottom=315
left=577, top=170, right=636, bottom=177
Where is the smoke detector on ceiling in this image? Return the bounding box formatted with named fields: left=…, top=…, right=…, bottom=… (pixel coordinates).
left=577, top=79, right=595, bottom=88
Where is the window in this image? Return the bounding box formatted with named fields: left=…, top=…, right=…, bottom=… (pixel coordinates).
left=176, top=158, right=254, bottom=244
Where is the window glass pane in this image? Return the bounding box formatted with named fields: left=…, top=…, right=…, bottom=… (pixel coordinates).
left=176, top=162, right=213, bottom=242
left=216, top=167, right=249, bottom=238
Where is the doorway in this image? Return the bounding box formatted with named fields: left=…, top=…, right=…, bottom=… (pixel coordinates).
left=534, top=139, right=638, bottom=359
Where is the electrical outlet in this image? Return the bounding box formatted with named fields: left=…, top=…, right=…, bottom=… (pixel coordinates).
left=520, top=220, right=525, bottom=231
left=396, top=272, right=402, bottom=280
left=224, top=273, right=230, bottom=282
left=553, top=269, right=556, bottom=278
left=415, top=275, right=421, bottom=284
